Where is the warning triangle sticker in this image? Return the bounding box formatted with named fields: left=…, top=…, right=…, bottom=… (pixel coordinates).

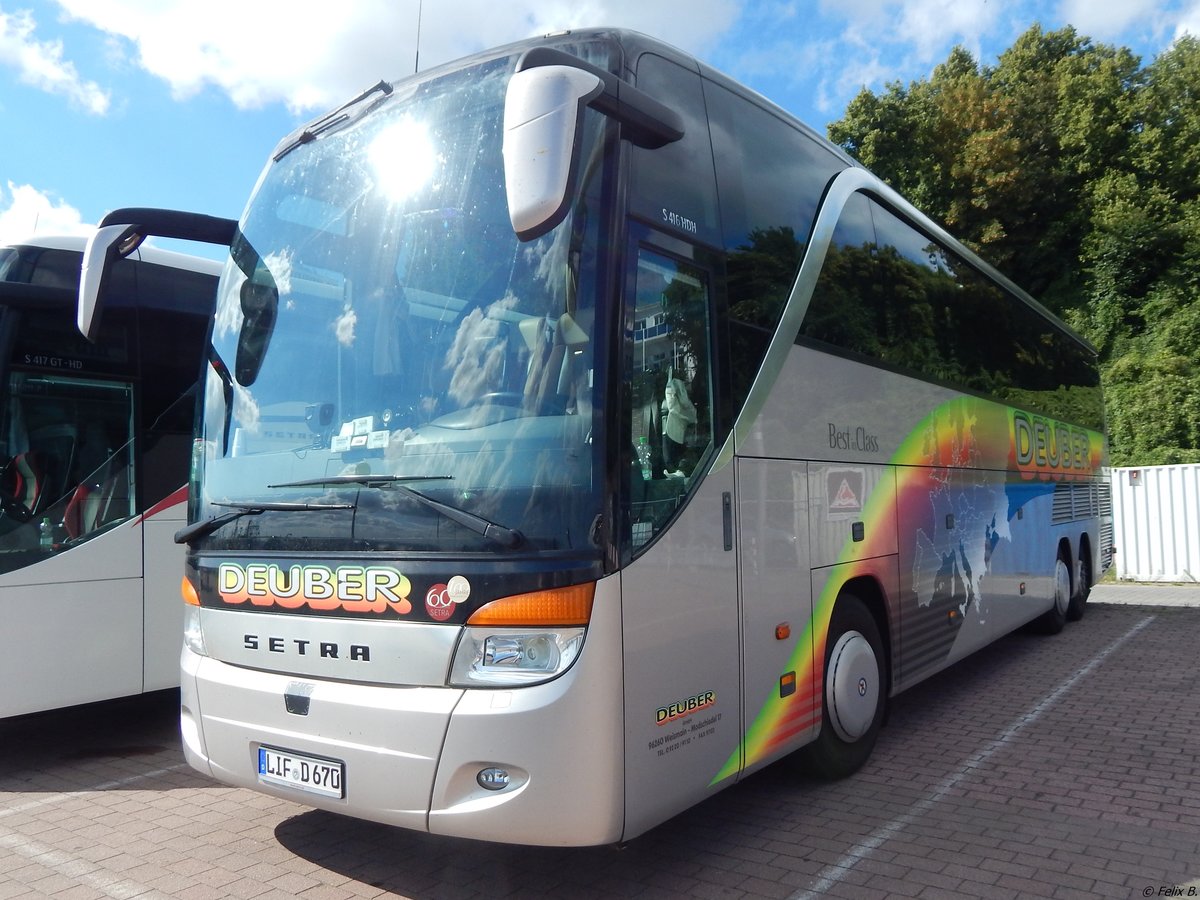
left=830, top=478, right=860, bottom=509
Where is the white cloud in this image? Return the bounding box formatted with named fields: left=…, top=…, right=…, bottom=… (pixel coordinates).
left=0, top=183, right=92, bottom=245
left=729, top=0, right=1002, bottom=123
left=817, top=52, right=898, bottom=115
left=52, top=0, right=737, bottom=114
left=1176, top=0, right=1200, bottom=39
left=0, top=7, right=110, bottom=113
left=818, top=0, right=999, bottom=63
left=890, top=0, right=1001, bottom=61
left=1059, top=0, right=1172, bottom=43
left=1056, top=0, right=1195, bottom=55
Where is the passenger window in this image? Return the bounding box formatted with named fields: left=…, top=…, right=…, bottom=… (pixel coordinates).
left=0, top=372, right=136, bottom=569
left=798, top=196, right=1105, bottom=431
left=626, top=247, right=714, bottom=553
left=708, top=80, right=845, bottom=409
left=798, top=192, right=878, bottom=354
left=630, top=54, right=721, bottom=248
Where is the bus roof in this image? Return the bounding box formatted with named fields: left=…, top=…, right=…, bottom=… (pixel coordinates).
left=3, top=233, right=223, bottom=277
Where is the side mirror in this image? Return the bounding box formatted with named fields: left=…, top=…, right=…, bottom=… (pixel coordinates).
left=503, top=65, right=604, bottom=242
left=78, top=223, right=145, bottom=341
left=503, top=49, right=685, bottom=243
left=234, top=274, right=279, bottom=386
left=77, top=208, right=237, bottom=342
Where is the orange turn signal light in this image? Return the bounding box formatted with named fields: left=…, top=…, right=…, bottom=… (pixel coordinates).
left=181, top=576, right=200, bottom=607
left=466, top=582, right=595, bottom=627
left=779, top=671, right=797, bottom=698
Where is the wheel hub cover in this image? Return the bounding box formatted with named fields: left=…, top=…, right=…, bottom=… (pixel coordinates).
left=826, top=631, right=879, bottom=742
left=1055, top=560, right=1071, bottom=615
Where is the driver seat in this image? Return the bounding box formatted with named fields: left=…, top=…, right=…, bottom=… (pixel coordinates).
left=2, top=451, right=44, bottom=518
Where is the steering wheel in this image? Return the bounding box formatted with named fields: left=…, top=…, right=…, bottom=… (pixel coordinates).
left=0, top=496, right=33, bottom=522
left=475, top=392, right=525, bottom=407
left=0, top=490, right=33, bottom=523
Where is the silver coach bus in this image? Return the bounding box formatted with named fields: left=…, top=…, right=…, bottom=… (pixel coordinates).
left=80, top=28, right=1111, bottom=845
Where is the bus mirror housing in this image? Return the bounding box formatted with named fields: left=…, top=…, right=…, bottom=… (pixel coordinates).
left=78, top=208, right=237, bottom=342
left=234, top=273, right=279, bottom=387
left=503, top=65, right=604, bottom=242
left=78, top=223, right=145, bottom=342
left=504, top=48, right=684, bottom=242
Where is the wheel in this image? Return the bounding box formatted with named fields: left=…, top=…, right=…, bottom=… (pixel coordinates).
left=799, top=594, right=886, bottom=779
left=1067, top=551, right=1092, bottom=622
left=1034, top=552, right=1071, bottom=634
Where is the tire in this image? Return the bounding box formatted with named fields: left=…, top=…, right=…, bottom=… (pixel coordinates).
left=799, top=594, right=886, bottom=779
left=1034, top=552, right=1071, bottom=634
left=1067, top=551, right=1092, bottom=622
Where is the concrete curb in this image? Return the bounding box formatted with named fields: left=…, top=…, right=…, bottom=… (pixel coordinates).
left=1089, top=582, right=1200, bottom=607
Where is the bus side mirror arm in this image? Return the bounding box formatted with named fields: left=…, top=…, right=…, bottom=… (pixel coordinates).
left=78, top=208, right=237, bottom=342
left=503, top=48, right=684, bottom=242
left=514, top=47, right=684, bottom=149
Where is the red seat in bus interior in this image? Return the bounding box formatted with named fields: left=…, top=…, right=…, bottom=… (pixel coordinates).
left=62, top=468, right=126, bottom=539
left=3, top=451, right=43, bottom=516
left=63, top=484, right=93, bottom=539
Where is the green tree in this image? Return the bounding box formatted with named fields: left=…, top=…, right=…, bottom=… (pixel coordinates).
left=827, top=26, right=1200, bottom=466
left=1134, top=36, right=1200, bottom=198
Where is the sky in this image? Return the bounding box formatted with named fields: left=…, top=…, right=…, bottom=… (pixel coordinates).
left=2, top=0, right=1198, bottom=250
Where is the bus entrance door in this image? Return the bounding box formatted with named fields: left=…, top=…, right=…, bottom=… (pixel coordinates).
left=733, top=458, right=818, bottom=777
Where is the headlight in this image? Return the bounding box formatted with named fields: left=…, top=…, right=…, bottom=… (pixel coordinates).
left=449, top=627, right=584, bottom=687
left=183, top=603, right=207, bottom=657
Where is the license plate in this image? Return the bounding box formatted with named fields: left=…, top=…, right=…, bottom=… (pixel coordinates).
left=257, top=746, right=344, bottom=799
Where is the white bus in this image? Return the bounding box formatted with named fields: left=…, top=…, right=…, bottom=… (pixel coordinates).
left=0, top=233, right=220, bottom=717
left=81, top=29, right=1112, bottom=845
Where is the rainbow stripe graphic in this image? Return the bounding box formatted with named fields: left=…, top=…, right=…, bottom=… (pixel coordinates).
left=712, top=396, right=1104, bottom=785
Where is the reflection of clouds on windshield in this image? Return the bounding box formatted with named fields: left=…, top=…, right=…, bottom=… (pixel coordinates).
left=444, top=294, right=517, bottom=405
left=263, top=250, right=294, bottom=293
left=214, top=265, right=245, bottom=340
left=527, top=226, right=569, bottom=312
left=335, top=306, right=357, bottom=346
left=204, top=362, right=228, bottom=448
left=384, top=426, right=416, bottom=460
left=232, top=384, right=261, bottom=434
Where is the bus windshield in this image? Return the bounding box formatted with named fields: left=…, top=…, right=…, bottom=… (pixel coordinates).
left=198, top=55, right=613, bottom=555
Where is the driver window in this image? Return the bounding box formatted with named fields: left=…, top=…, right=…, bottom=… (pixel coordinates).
left=0, top=372, right=136, bottom=568
left=628, top=248, right=713, bottom=552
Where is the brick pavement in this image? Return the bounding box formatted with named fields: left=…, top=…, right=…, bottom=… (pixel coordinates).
left=1, top=599, right=1198, bottom=898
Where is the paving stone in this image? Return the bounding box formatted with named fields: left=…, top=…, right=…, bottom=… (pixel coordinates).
left=0, top=601, right=1197, bottom=898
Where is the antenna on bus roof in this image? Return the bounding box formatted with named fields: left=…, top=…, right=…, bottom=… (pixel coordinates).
left=414, top=0, right=423, bottom=74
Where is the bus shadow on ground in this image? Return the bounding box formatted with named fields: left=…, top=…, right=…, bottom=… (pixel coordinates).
left=274, top=607, right=1174, bottom=897
left=271, top=627, right=1051, bottom=895
left=0, top=689, right=186, bottom=783
left=271, top=756, right=840, bottom=896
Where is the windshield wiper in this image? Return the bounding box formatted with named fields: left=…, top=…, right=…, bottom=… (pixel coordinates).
left=389, top=483, right=524, bottom=549
left=174, top=499, right=355, bottom=544
left=268, top=475, right=524, bottom=549
left=273, top=79, right=393, bottom=161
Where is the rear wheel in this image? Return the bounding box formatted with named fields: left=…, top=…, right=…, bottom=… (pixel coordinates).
left=799, top=594, right=886, bottom=779
left=1034, top=552, right=1071, bottom=634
